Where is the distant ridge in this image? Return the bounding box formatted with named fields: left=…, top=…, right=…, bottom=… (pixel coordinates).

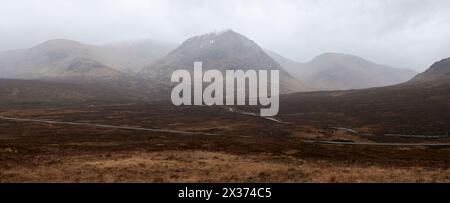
left=281, top=57, right=450, bottom=134
left=267, top=51, right=417, bottom=90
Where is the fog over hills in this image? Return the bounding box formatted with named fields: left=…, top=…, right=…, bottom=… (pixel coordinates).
left=1, top=29, right=448, bottom=108
left=0, top=29, right=448, bottom=134
left=141, top=30, right=311, bottom=93
left=99, top=40, right=177, bottom=73
left=0, top=39, right=176, bottom=101
left=281, top=57, right=450, bottom=134
left=0, top=39, right=174, bottom=79
left=0, top=30, right=315, bottom=101
left=267, top=50, right=417, bottom=90
left=3, top=0, right=450, bottom=73
left=1, top=1, right=450, bottom=184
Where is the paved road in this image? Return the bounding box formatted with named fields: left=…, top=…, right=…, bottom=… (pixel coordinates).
left=3, top=114, right=448, bottom=147
left=225, top=108, right=288, bottom=124
left=304, top=140, right=450, bottom=147
left=0, top=115, right=216, bottom=136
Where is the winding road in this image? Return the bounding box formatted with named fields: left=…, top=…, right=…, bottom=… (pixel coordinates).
left=0, top=115, right=216, bottom=136
left=2, top=114, right=449, bottom=147
left=225, top=108, right=288, bottom=123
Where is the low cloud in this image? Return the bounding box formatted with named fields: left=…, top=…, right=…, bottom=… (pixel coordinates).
left=1, top=0, right=449, bottom=71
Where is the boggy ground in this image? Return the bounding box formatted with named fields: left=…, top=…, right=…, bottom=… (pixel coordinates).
left=0, top=103, right=449, bottom=183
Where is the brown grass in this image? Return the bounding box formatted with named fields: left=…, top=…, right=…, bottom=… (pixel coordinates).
left=1, top=150, right=449, bottom=183
left=1, top=104, right=449, bottom=183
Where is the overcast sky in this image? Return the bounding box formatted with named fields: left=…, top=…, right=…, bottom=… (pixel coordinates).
left=1, top=0, right=450, bottom=71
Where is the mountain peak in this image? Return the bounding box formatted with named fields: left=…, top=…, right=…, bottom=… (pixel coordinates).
left=166, top=30, right=265, bottom=63
left=33, top=39, right=84, bottom=48
left=204, top=29, right=241, bottom=37
left=142, top=30, right=309, bottom=92
left=425, top=57, right=450, bottom=74
left=179, top=29, right=251, bottom=49
left=316, top=52, right=351, bottom=58
left=215, top=29, right=240, bottom=36
left=29, top=39, right=92, bottom=54
left=311, top=52, right=367, bottom=64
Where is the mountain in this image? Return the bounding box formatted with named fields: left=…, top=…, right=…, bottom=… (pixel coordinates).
left=0, top=39, right=173, bottom=98
left=408, top=58, right=450, bottom=84
left=0, top=38, right=175, bottom=79
left=268, top=51, right=417, bottom=90
left=0, top=39, right=123, bottom=80
left=141, top=30, right=310, bottom=93
left=280, top=57, right=450, bottom=135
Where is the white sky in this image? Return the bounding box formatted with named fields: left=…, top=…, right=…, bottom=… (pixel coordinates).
left=1, top=0, right=450, bottom=71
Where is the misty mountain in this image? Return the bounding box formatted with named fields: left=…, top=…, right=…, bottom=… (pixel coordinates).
left=0, top=39, right=129, bottom=82
left=0, top=39, right=175, bottom=79
left=0, top=39, right=174, bottom=98
left=141, top=30, right=311, bottom=93
left=281, top=57, right=450, bottom=134
left=267, top=51, right=417, bottom=90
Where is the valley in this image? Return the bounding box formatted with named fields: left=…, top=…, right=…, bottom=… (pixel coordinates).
left=0, top=30, right=449, bottom=183
left=0, top=103, right=449, bottom=183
